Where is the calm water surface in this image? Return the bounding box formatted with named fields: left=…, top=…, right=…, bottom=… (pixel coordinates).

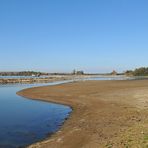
left=0, top=82, right=72, bottom=148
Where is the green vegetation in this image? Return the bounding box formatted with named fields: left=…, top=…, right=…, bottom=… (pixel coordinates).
left=133, top=67, right=148, bottom=76
left=125, top=67, right=148, bottom=76
left=72, top=69, right=84, bottom=75
left=105, top=143, right=113, bottom=148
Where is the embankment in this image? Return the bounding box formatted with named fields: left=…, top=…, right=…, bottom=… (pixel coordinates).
left=17, top=80, right=148, bottom=148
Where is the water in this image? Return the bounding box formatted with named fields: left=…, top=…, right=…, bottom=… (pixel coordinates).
left=74, top=75, right=133, bottom=81
left=0, top=82, right=72, bottom=148
left=86, top=76, right=132, bottom=80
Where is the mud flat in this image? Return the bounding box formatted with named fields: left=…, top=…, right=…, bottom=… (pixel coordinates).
left=17, top=80, right=148, bottom=148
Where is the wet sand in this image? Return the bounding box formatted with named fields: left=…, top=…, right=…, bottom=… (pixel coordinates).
left=17, top=80, right=148, bottom=148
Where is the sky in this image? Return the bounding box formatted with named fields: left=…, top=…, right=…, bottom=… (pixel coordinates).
left=0, top=0, right=148, bottom=73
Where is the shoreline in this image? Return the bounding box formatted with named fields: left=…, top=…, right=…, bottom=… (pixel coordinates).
left=17, top=80, right=148, bottom=148
left=0, top=77, right=71, bottom=84
left=0, top=75, right=128, bottom=84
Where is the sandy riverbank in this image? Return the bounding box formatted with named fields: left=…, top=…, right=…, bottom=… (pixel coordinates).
left=17, top=80, right=148, bottom=148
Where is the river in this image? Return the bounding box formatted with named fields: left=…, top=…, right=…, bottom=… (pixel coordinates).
left=0, top=81, right=72, bottom=148
left=0, top=76, right=132, bottom=148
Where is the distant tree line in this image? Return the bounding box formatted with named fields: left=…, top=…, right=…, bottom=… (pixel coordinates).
left=72, top=69, right=84, bottom=75
left=0, top=71, right=48, bottom=76
left=125, top=67, right=148, bottom=76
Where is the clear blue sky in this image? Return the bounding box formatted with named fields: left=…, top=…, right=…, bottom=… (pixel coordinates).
left=0, top=0, right=148, bottom=73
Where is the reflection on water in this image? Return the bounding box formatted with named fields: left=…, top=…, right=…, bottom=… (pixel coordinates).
left=0, top=82, right=72, bottom=148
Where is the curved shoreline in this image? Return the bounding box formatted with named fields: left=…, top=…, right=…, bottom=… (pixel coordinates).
left=17, top=80, right=148, bottom=148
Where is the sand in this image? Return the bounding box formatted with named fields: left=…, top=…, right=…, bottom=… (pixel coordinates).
left=17, top=80, right=148, bottom=148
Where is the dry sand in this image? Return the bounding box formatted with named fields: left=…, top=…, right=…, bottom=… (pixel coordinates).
left=17, top=80, right=148, bottom=148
